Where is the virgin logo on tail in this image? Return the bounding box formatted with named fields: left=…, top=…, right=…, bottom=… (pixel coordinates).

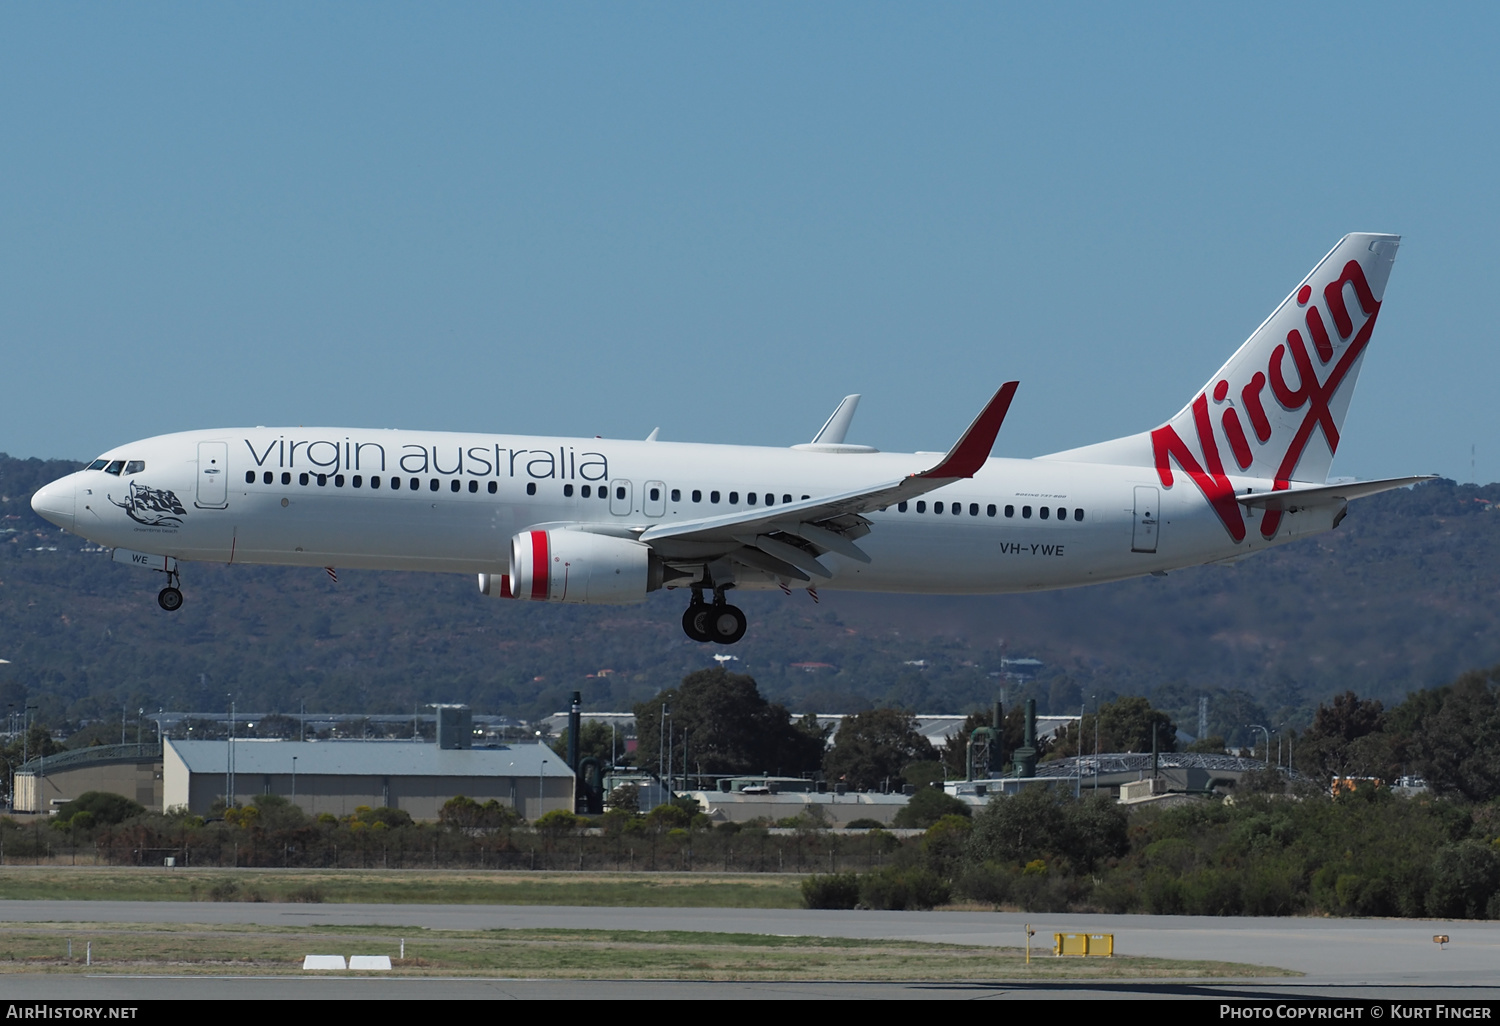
left=1151, top=258, right=1383, bottom=542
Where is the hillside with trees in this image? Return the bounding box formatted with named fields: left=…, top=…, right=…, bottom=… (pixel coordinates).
left=5, top=451, right=1500, bottom=736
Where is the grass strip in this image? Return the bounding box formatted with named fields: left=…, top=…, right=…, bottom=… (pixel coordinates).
left=0, top=922, right=1293, bottom=981
left=0, top=868, right=804, bottom=908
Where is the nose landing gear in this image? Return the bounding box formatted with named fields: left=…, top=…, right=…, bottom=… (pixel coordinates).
left=682, top=587, right=746, bottom=645
left=156, top=567, right=184, bottom=612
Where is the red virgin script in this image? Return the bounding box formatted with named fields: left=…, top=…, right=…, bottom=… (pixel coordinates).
left=1151, top=260, right=1382, bottom=542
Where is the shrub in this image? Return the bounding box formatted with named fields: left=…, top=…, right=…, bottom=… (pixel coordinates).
left=801, top=873, right=861, bottom=909
left=892, top=787, right=971, bottom=829
left=53, top=792, right=144, bottom=828
left=859, top=867, right=951, bottom=910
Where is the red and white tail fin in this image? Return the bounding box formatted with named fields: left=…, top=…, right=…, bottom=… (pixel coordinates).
left=1042, top=233, right=1400, bottom=536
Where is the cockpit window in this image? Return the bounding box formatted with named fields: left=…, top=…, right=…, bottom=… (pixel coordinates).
left=104, top=460, right=125, bottom=476
left=124, top=461, right=145, bottom=475
left=88, top=459, right=108, bottom=471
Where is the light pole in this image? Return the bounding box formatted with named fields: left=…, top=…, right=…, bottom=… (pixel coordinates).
left=1248, top=724, right=1270, bottom=768
left=1091, top=694, right=1099, bottom=794
left=291, top=755, right=297, bottom=807
left=539, top=758, right=547, bottom=820
left=660, top=703, right=670, bottom=798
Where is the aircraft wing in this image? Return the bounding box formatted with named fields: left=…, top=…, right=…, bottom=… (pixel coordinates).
left=1235, top=474, right=1438, bottom=513
left=634, top=382, right=1018, bottom=581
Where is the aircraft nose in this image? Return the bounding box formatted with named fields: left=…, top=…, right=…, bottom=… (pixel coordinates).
left=31, top=476, right=76, bottom=532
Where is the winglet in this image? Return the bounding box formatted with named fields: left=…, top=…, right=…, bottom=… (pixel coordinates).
left=917, top=382, right=1018, bottom=480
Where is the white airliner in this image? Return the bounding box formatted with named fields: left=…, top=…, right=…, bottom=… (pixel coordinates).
left=33, top=234, right=1430, bottom=645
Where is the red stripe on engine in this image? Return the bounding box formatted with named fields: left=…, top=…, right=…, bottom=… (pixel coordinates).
left=530, top=531, right=549, bottom=600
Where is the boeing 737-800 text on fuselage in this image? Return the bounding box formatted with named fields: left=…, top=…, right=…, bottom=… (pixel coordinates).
left=32, top=234, right=1431, bottom=644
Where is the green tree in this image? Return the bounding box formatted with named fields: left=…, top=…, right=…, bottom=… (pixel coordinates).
left=1295, top=691, right=1388, bottom=785
left=1395, top=668, right=1500, bottom=802
left=550, top=720, right=620, bottom=765
left=966, top=786, right=1127, bottom=872
left=632, top=668, right=825, bottom=778
left=823, top=708, right=937, bottom=790
left=1048, top=696, right=1177, bottom=758
left=52, top=791, right=143, bottom=827
left=893, top=786, right=972, bottom=829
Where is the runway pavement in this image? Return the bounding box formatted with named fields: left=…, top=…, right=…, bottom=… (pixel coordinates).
left=0, top=901, right=1495, bottom=1000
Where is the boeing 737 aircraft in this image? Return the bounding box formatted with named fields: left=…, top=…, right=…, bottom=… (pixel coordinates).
left=32, top=234, right=1430, bottom=645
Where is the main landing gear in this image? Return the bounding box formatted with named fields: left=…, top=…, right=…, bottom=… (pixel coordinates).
left=157, top=567, right=184, bottom=612
left=682, top=588, right=746, bottom=645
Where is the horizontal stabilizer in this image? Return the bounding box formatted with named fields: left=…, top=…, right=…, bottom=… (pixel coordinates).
left=1236, top=475, right=1437, bottom=512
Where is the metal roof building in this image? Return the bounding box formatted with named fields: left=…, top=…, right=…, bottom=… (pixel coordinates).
left=13, top=743, right=162, bottom=815
left=163, top=739, right=574, bottom=821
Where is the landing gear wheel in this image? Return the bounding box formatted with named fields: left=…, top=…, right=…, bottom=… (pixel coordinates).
left=157, top=586, right=183, bottom=612
left=706, top=604, right=747, bottom=645
left=682, top=604, right=712, bottom=643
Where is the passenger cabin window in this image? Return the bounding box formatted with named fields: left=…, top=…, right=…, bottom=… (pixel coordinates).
left=564, top=484, right=574, bottom=497
left=409, top=478, right=419, bottom=490
left=916, top=501, right=926, bottom=513
left=299, top=473, right=310, bottom=486
left=581, top=485, right=591, bottom=498
left=526, top=482, right=537, bottom=496
left=710, top=491, right=720, bottom=503
left=354, top=476, right=364, bottom=488
left=649, top=486, right=660, bottom=501
left=1056, top=507, right=1066, bottom=520
left=764, top=493, right=774, bottom=505
left=468, top=480, right=477, bottom=493
left=746, top=492, right=756, bottom=505
left=487, top=481, right=497, bottom=494
left=898, top=501, right=908, bottom=512
left=970, top=503, right=979, bottom=516
left=1022, top=505, right=1032, bottom=518
left=1074, top=508, right=1084, bottom=521
left=615, top=486, right=626, bottom=500
left=282, top=472, right=291, bottom=485
left=671, top=488, right=681, bottom=502
left=729, top=491, right=739, bottom=504
left=1039, top=506, right=1048, bottom=519
left=371, top=476, right=380, bottom=488
left=391, top=477, right=401, bottom=490
left=245, top=471, right=256, bottom=484
left=783, top=494, right=792, bottom=504
left=449, top=479, right=460, bottom=492
left=1005, top=505, right=1014, bottom=518
left=987, top=504, right=996, bottom=517
left=934, top=501, right=944, bottom=514
left=692, top=490, right=701, bottom=502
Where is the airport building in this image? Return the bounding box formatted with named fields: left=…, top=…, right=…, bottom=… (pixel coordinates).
left=162, top=738, right=575, bottom=820
left=12, top=743, right=163, bottom=815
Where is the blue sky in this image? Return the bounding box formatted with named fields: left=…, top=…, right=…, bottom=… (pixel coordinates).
left=3, top=4, right=1496, bottom=482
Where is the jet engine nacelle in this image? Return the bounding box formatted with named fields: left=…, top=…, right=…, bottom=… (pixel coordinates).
left=508, top=529, right=659, bottom=604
